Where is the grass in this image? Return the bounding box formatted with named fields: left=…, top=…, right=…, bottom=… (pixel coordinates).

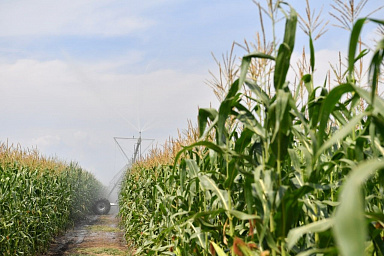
left=87, top=225, right=121, bottom=233
left=72, top=247, right=126, bottom=256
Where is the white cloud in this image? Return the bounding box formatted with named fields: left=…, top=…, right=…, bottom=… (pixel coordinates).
left=0, top=57, right=216, bottom=183
left=0, top=56, right=214, bottom=122
left=0, top=0, right=154, bottom=37
left=31, top=135, right=62, bottom=148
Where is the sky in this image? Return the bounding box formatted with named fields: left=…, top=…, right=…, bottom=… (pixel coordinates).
left=1, top=0, right=383, bottom=186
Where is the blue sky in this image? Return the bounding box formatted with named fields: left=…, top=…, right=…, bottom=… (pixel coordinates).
left=0, top=0, right=383, bottom=185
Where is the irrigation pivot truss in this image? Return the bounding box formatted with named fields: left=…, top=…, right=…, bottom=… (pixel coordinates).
left=92, top=132, right=155, bottom=215
left=113, top=132, right=155, bottom=164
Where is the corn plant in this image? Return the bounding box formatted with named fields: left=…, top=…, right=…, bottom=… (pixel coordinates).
left=0, top=143, right=104, bottom=255
left=119, top=2, right=384, bottom=255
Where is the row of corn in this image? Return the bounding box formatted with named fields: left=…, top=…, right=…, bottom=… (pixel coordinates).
left=119, top=3, right=384, bottom=256
left=0, top=143, right=104, bottom=255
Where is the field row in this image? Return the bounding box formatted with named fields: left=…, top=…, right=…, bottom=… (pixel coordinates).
left=0, top=144, right=104, bottom=255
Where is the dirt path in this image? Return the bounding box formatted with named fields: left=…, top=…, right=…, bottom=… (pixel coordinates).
left=42, top=209, right=130, bottom=256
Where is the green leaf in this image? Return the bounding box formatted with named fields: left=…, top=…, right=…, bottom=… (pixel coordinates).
left=317, top=83, right=355, bottom=149
left=309, top=36, right=315, bottom=73
left=368, top=223, right=384, bottom=256
left=334, top=159, right=384, bottom=256
left=234, top=128, right=254, bottom=153
left=174, top=141, right=225, bottom=169
left=307, top=87, right=327, bottom=129
left=198, top=175, right=229, bottom=211
left=302, top=74, right=313, bottom=96
left=274, top=90, right=291, bottom=138
left=297, top=248, right=337, bottom=256
left=368, top=18, right=384, bottom=26
left=244, top=79, right=270, bottom=108
left=217, top=80, right=240, bottom=145
left=244, top=176, right=254, bottom=215
left=185, top=159, right=200, bottom=178
left=275, top=185, right=313, bottom=237
left=280, top=3, right=297, bottom=51
left=353, top=85, right=384, bottom=117
left=224, top=159, right=237, bottom=190
left=269, top=90, right=292, bottom=161
left=274, top=5, right=297, bottom=90
left=236, top=111, right=266, bottom=140
left=228, top=210, right=260, bottom=220
left=274, top=43, right=292, bottom=91
left=288, top=148, right=300, bottom=171
left=316, top=112, right=365, bottom=158
left=210, top=241, right=228, bottom=256
left=348, top=18, right=367, bottom=80
left=287, top=218, right=334, bottom=250
left=198, top=108, right=218, bottom=138
left=189, top=225, right=206, bottom=248
left=239, top=52, right=275, bottom=88
left=368, top=38, right=384, bottom=105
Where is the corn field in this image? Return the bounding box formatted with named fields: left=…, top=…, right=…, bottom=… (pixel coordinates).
left=119, top=2, right=384, bottom=256
left=0, top=143, right=104, bottom=255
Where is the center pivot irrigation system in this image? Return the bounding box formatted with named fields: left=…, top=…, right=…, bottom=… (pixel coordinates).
left=92, top=132, right=154, bottom=215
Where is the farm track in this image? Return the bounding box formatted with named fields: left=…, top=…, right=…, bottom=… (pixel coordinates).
left=42, top=209, right=129, bottom=256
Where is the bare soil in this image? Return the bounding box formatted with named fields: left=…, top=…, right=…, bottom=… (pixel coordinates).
left=41, top=209, right=130, bottom=256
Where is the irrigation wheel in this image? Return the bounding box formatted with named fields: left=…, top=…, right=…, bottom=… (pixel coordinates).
left=92, top=198, right=111, bottom=215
